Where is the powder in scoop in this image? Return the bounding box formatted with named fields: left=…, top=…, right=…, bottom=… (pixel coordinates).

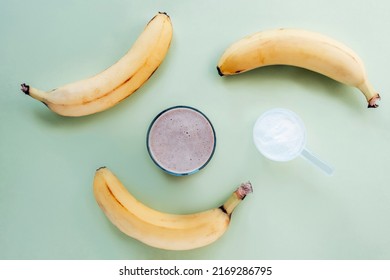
left=253, top=109, right=306, bottom=161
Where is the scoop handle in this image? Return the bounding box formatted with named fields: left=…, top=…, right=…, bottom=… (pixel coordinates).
left=301, top=148, right=334, bottom=176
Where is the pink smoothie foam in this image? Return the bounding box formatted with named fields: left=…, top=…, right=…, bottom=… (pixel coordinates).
left=147, top=106, right=216, bottom=175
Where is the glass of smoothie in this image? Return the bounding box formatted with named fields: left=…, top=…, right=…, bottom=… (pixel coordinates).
left=147, top=106, right=216, bottom=176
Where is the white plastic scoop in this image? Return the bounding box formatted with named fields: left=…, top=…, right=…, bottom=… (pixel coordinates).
left=253, top=108, right=334, bottom=176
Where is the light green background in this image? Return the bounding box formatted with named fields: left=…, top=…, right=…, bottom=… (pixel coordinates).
left=1, top=0, right=389, bottom=260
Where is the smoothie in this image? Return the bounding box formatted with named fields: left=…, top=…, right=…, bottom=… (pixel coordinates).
left=147, top=106, right=216, bottom=176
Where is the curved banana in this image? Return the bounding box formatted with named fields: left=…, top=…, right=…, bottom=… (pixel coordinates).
left=93, top=167, right=253, bottom=251
left=217, top=28, right=380, bottom=108
left=21, top=12, right=173, bottom=116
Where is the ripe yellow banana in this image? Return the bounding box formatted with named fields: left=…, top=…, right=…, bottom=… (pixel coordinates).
left=217, top=28, right=380, bottom=108
left=21, top=12, right=173, bottom=116
left=93, top=167, right=253, bottom=251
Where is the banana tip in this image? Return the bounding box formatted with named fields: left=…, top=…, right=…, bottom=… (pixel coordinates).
left=216, top=66, right=224, bottom=77
left=237, top=181, right=253, bottom=199
left=21, top=83, right=30, bottom=95
left=368, top=94, right=381, bottom=108
left=96, top=166, right=107, bottom=172
left=158, top=11, right=170, bottom=18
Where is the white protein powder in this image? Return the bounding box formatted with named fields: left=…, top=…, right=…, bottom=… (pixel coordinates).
left=253, top=109, right=306, bottom=161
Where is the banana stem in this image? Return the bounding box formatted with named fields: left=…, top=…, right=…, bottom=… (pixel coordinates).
left=358, top=80, right=381, bottom=108
left=20, top=83, right=30, bottom=94
left=222, top=182, right=253, bottom=215
left=20, top=83, right=49, bottom=103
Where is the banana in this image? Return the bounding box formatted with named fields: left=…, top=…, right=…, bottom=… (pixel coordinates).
left=21, top=12, right=173, bottom=116
left=217, top=28, right=380, bottom=108
left=93, top=167, right=253, bottom=251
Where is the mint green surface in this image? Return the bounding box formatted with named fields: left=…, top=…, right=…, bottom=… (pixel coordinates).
left=1, top=0, right=389, bottom=260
